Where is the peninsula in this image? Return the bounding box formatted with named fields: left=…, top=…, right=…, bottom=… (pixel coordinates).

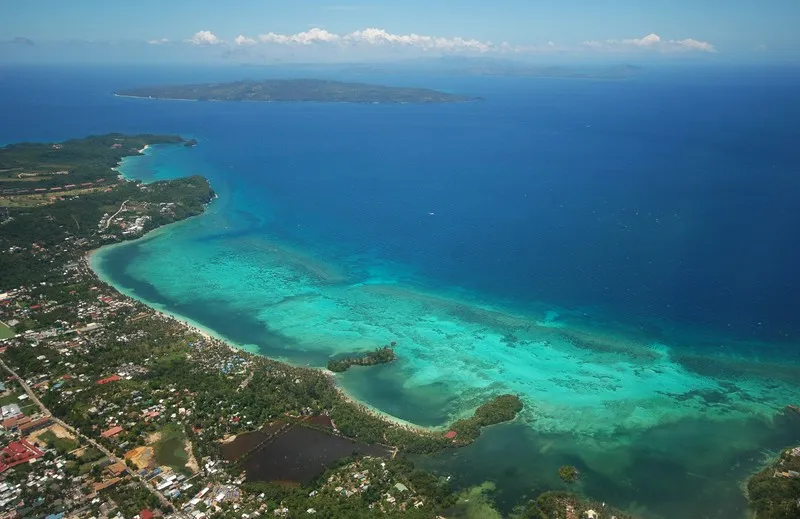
left=115, top=78, right=479, bottom=104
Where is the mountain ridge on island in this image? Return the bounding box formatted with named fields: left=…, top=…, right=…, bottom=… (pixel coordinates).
left=115, top=78, right=480, bottom=104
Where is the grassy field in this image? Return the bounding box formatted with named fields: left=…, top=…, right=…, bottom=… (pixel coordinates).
left=0, top=321, right=15, bottom=339
left=38, top=430, right=79, bottom=453
left=0, top=388, right=25, bottom=409
left=0, top=394, right=22, bottom=407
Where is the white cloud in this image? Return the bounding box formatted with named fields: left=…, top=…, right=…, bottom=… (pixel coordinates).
left=234, top=35, right=256, bottom=46
left=257, top=28, right=340, bottom=45
left=188, top=30, right=223, bottom=45
left=622, top=33, right=663, bottom=47
left=343, top=28, right=491, bottom=52
left=148, top=38, right=170, bottom=45
left=237, top=27, right=492, bottom=53
left=583, top=33, right=716, bottom=53
left=172, top=28, right=715, bottom=57
left=674, top=38, right=716, bottom=53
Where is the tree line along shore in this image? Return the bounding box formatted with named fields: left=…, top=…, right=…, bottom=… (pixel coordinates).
left=1, top=133, right=789, bottom=518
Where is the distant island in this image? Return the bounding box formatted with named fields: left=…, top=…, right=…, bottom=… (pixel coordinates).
left=115, top=79, right=479, bottom=104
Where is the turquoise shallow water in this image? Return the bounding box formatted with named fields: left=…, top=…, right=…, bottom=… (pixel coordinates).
left=31, top=67, right=793, bottom=518
left=99, top=149, right=800, bottom=435
left=91, top=143, right=800, bottom=519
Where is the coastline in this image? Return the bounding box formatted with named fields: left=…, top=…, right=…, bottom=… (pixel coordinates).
left=86, top=227, right=441, bottom=437
left=112, top=143, right=150, bottom=181
left=114, top=93, right=199, bottom=102
left=86, top=173, right=800, bottom=438
left=112, top=92, right=478, bottom=105
left=325, top=371, right=439, bottom=434
left=85, top=141, right=451, bottom=436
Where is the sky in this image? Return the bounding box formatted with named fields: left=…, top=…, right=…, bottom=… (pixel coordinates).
left=1, top=0, right=799, bottom=64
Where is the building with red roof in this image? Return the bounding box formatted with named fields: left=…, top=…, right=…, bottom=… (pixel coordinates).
left=101, top=425, right=124, bottom=438
left=0, top=440, right=44, bottom=473
left=139, top=510, right=154, bottom=519
left=93, top=477, right=121, bottom=492
left=97, top=374, right=121, bottom=385
left=19, top=416, right=52, bottom=435
left=2, top=415, right=31, bottom=431
left=444, top=430, right=458, bottom=440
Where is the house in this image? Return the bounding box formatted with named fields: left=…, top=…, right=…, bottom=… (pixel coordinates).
left=585, top=511, right=599, bottom=519
left=1, top=403, right=22, bottom=420
left=101, top=425, right=124, bottom=438
left=19, top=416, right=52, bottom=435
left=394, top=483, right=409, bottom=493
left=107, top=461, right=128, bottom=477
left=138, top=509, right=155, bottom=519
left=444, top=430, right=457, bottom=440
left=93, top=477, right=121, bottom=492
left=0, top=440, right=44, bottom=473
left=2, top=415, right=32, bottom=431
left=97, top=374, right=121, bottom=385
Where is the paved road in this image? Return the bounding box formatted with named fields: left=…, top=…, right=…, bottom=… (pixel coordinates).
left=0, top=358, right=47, bottom=415
left=103, top=199, right=130, bottom=230
left=0, top=357, right=179, bottom=513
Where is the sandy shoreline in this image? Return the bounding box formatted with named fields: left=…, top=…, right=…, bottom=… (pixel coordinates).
left=111, top=145, right=149, bottom=181
left=86, top=243, right=437, bottom=436
left=323, top=370, right=439, bottom=434
left=85, top=144, right=442, bottom=437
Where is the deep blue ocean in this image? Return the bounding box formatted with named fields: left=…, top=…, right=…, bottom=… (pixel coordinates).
left=4, top=65, right=800, bottom=343
left=3, top=64, right=800, bottom=518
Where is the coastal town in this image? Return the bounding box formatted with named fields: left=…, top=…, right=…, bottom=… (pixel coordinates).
left=0, top=230, right=508, bottom=519
left=3, top=133, right=789, bottom=519
left=0, top=134, right=530, bottom=519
